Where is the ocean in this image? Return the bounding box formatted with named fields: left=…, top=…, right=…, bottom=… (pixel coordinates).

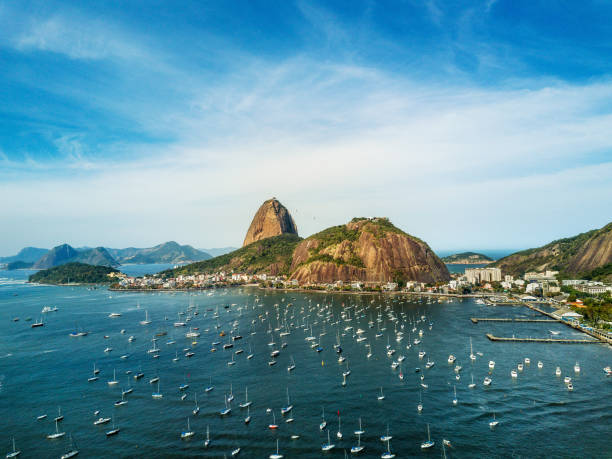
left=0, top=268, right=610, bottom=458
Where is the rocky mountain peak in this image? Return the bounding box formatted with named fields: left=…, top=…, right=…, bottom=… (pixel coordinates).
left=243, top=198, right=298, bottom=247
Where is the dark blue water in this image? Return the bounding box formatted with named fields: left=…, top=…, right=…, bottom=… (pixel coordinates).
left=0, top=269, right=610, bottom=458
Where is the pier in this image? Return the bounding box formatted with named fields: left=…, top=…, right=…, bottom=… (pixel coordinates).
left=485, top=333, right=600, bottom=344
left=471, top=318, right=557, bottom=324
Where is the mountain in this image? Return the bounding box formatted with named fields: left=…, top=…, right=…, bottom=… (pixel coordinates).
left=289, top=218, right=450, bottom=284
left=200, top=247, right=238, bottom=257
left=0, top=247, right=49, bottom=263
left=441, top=252, right=493, bottom=264
left=29, top=262, right=120, bottom=284
left=491, top=222, right=612, bottom=277
left=243, top=198, right=298, bottom=247
left=163, top=234, right=302, bottom=277
left=32, top=244, right=119, bottom=269
left=111, top=241, right=211, bottom=264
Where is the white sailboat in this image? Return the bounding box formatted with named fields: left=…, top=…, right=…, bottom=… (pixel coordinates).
left=320, top=407, right=327, bottom=430
left=269, top=439, right=283, bottom=459
left=469, top=338, right=476, bottom=361
left=377, top=387, right=385, bottom=400
left=152, top=381, right=163, bottom=399
left=351, top=429, right=364, bottom=454
left=336, top=412, right=342, bottom=439
left=6, top=437, right=20, bottom=458
left=452, top=386, right=457, bottom=406
left=381, top=437, right=395, bottom=458
left=140, top=310, right=151, bottom=325
left=420, top=424, right=434, bottom=449
left=240, top=387, right=252, bottom=408
left=354, top=417, right=365, bottom=435
left=204, top=425, right=211, bottom=447
left=60, top=434, right=79, bottom=459
left=380, top=424, right=392, bottom=442
left=281, top=388, right=292, bottom=414
left=321, top=430, right=335, bottom=451
left=107, top=369, right=118, bottom=386
left=180, top=418, right=194, bottom=439
left=489, top=412, right=499, bottom=428
left=47, top=420, right=66, bottom=439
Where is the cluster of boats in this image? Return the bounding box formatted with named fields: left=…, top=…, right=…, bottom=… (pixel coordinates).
left=7, top=290, right=610, bottom=458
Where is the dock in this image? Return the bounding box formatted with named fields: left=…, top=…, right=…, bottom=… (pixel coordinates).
left=485, top=333, right=600, bottom=344
left=471, top=318, right=557, bottom=324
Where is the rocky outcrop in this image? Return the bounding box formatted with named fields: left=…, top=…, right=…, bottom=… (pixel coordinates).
left=243, top=198, right=298, bottom=247
left=492, top=222, right=612, bottom=276
left=289, top=218, right=449, bottom=284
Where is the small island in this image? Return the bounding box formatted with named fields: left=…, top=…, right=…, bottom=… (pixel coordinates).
left=29, top=262, right=120, bottom=285
left=441, top=252, right=493, bottom=264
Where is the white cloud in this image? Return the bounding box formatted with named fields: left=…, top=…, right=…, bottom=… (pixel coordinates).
left=1, top=34, right=611, bottom=253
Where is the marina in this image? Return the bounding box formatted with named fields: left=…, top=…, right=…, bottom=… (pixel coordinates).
left=1, top=268, right=611, bottom=458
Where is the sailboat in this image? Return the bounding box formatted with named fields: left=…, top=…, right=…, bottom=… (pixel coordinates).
left=114, top=391, right=127, bottom=407
left=140, top=310, right=151, bottom=325
left=420, top=424, right=434, bottom=449
left=377, top=387, right=385, bottom=400
left=60, top=434, right=79, bottom=459
left=322, top=430, right=335, bottom=451
left=268, top=411, right=279, bottom=429
left=105, top=417, right=119, bottom=437
left=244, top=406, right=251, bottom=424
left=281, top=388, right=292, bottom=414
left=489, top=412, right=499, bottom=428
left=205, top=377, right=214, bottom=392
left=417, top=389, right=423, bottom=413
left=152, top=381, right=163, bottom=399
left=55, top=407, right=64, bottom=422
left=220, top=394, right=231, bottom=416
left=381, top=438, right=395, bottom=458
left=193, top=394, right=200, bottom=416
left=469, top=338, right=476, bottom=361
left=269, top=439, right=283, bottom=459
left=351, top=429, right=364, bottom=454
left=380, top=424, right=392, bottom=442
left=452, top=386, right=457, bottom=406
left=468, top=374, right=476, bottom=389
left=6, top=437, right=20, bottom=458
left=204, top=425, right=211, bottom=447
left=287, top=356, right=296, bottom=372
left=336, top=412, right=342, bottom=439
left=107, top=369, right=118, bottom=386
left=88, top=363, right=99, bottom=382
left=239, top=387, right=252, bottom=408
left=354, top=417, right=365, bottom=435
left=180, top=418, right=194, bottom=439
left=47, top=420, right=66, bottom=439
left=320, top=407, right=327, bottom=430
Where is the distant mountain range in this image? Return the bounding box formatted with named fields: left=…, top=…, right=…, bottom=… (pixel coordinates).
left=0, top=247, right=49, bottom=263
left=33, top=245, right=119, bottom=269
left=2, top=241, right=213, bottom=269
left=108, top=241, right=212, bottom=264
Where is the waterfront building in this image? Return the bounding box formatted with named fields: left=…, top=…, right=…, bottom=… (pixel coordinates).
left=465, top=267, right=502, bottom=284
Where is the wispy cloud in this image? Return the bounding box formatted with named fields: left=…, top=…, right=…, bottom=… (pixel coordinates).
left=11, top=12, right=144, bottom=61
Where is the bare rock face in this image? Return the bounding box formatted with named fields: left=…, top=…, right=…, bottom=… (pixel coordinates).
left=243, top=198, right=298, bottom=247
left=289, top=218, right=449, bottom=284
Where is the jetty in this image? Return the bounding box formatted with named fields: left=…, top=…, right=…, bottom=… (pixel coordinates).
left=485, top=333, right=599, bottom=344
left=471, top=318, right=556, bottom=324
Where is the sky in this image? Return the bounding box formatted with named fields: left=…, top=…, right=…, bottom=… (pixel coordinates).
left=1, top=0, right=611, bottom=256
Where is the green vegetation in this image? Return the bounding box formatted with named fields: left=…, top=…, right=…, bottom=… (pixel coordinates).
left=581, top=263, right=612, bottom=282
left=7, top=260, right=34, bottom=270
left=298, top=218, right=413, bottom=270
left=161, top=234, right=302, bottom=277
left=441, top=252, right=493, bottom=263
left=491, top=223, right=611, bottom=276
left=29, top=262, right=119, bottom=284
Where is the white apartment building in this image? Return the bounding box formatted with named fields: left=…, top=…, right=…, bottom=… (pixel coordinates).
left=465, top=267, right=502, bottom=284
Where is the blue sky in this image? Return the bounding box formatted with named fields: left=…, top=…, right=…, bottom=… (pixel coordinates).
left=1, top=0, right=611, bottom=255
